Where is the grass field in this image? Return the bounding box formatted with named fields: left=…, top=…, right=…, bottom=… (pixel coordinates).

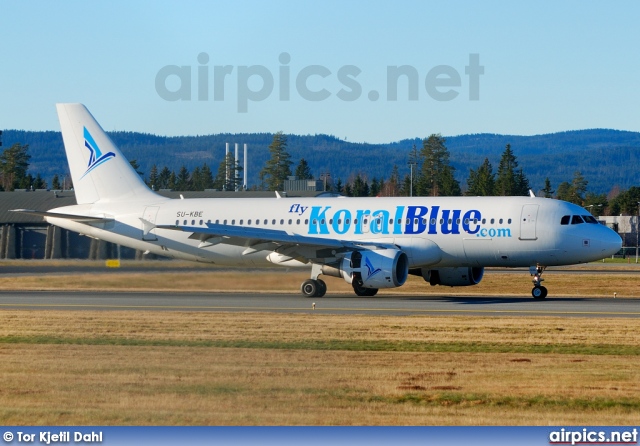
left=0, top=261, right=639, bottom=425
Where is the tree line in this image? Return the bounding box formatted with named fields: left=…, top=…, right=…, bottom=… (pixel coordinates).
left=0, top=134, right=636, bottom=218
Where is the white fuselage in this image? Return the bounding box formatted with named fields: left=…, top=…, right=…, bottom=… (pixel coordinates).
left=46, top=195, right=622, bottom=269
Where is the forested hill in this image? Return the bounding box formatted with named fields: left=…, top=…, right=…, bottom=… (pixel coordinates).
left=3, top=128, right=640, bottom=195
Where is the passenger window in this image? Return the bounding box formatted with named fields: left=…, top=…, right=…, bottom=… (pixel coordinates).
left=571, top=215, right=584, bottom=224
left=561, top=215, right=570, bottom=225
left=430, top=218, right=436, bottom=225
left=296, top=219, right=300, bottom=224
left=239, top=219, right=243, bottom=225
left=508, top=218, right=512, bottom=224
left=288, top=219, right=292, bottom=224
left=490, top=218, right=495, bottom=224
left=175, top=220, right=179, bottom=225
left=499, top=218, right=503, bottom=224
left=280, top=219, right=284, bottom=225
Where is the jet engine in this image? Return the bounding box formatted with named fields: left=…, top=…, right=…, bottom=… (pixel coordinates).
left=322, top=249, right=409, bottom=289
left=414, top=266, right=484, bottom=287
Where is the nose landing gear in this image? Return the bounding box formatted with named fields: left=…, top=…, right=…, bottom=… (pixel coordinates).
left=530, top=265, right=548, bottom=299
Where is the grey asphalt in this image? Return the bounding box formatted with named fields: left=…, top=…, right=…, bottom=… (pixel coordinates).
left=0, top=290, right=638, bottom=317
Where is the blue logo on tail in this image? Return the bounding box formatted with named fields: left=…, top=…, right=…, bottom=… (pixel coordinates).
left=81, top=127, right=115, bottom=178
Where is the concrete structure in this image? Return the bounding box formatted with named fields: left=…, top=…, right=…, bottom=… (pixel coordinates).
left=599, top=215, right=638, bottom=255
left=283, top=176, right=324, bottom=192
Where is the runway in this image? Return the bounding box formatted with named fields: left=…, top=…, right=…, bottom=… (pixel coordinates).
left=0, top=290, right=639, bottom=317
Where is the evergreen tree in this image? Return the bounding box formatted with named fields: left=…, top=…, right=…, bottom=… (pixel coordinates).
left=610, top=186, right=640, bottom=215
left=542, top=177, right=554, bottom=198
left=369, top=177, right=380, bottom=197
left=417, top=134, right=459, bottom=196
left=33, top=173, right=47, bottom=189
left=294, top=158, right=313, bottom=180
left=176, top=165, right=191, bottom=191
left=157, top=166, right=171, bottom=189
left=556, top=181, right=572, bottom=202
left=515, top=168, right=530, bottom=196
left=0, top=143, right=30, bottom=191
left=200, top=163, right=214, bottom=189
left=261, top=132, right=293, bottom=191
left=129, top=159, right=144, bottom=177
left=52, top=174, right=61, bottom=190
left=167, top=171, right=177, bottom=190
left=190, top=166, right=203, bottom=191
left=334, top=178, right=343, bottom=195
left=148, top=164, right=159, bottom=190
left=569, top=171, right=588, bottom=204
left=495, top=144, right=519, bottom=196
left=439, top=165, right=462, bottom=196
left=351, top=174, right=369, bottom=197
left=466, top=158, right=495, bottom=196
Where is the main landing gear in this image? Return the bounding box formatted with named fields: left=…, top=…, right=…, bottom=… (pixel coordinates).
left=530, top=265, right=548, bottom=299
left=300, top=264, right=380, bottom=298
left=301, top=278, right=327, bottom=298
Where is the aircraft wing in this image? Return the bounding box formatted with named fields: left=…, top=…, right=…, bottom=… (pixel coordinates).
left=156, top=222, right=396, bottom=259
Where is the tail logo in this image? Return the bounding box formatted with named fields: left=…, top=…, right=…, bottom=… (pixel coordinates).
left=81, top=127, right=115, bottom=178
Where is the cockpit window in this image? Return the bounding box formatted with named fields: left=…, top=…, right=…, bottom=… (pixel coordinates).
left=560, top=215, right=570, bottom=225
left=571, top=215, right=585, bottom=224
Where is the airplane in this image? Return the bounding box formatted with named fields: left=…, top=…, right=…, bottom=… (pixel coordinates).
left=12, top=104, right=622, bottom=299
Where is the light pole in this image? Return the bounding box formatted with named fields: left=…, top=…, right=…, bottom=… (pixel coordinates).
left=320, top=173, right=331, bottom=192
left=636, top=201, right=640, bottom=263
left=408, top=161, right=417, bottom=197
left=585, top=204, right=602, bottom=215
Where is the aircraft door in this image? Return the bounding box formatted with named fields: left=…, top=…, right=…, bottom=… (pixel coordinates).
left=142, top=206, right=160, bottom=241
left=519, top=204, right=539, bottom=240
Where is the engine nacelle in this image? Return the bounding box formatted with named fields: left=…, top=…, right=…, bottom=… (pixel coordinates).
left=419, top=267, right=484, bottom=287
left=323, top=249, right=409, bottom=289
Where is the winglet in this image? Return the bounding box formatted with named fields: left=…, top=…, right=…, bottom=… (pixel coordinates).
left=529, top=189, right=536, bottom=198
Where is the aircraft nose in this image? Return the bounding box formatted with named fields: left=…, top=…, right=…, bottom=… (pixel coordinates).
left=600, top=226, right=622, bottom=257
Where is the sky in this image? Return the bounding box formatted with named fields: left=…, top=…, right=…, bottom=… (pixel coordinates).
left=1, top=0, right=639, bottom=143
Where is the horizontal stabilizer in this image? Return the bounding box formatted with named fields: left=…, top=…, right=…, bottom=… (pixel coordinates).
left=10, top=209, right=113, bottom=223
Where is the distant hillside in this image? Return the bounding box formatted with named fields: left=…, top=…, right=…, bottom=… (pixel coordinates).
left=3, top=128, right=640, bottom=195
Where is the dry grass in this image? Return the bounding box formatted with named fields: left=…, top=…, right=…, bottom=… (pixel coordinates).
left=0, top=270, right=638, bottom=297
left=0, top=311, right=639, bottom=425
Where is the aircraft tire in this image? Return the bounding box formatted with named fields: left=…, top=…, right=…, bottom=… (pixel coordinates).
left=301, top=279, right=319, bottom=297
left=532, top=285, right=548, bottom=299
left=316, top=279, right=327, bottom=297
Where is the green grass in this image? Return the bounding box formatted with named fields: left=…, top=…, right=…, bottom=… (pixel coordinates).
left=1, top=335, right=638, bottom=356
left=381, top=392, right=640, bottom=411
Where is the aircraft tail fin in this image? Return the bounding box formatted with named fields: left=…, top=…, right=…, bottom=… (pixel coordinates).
left=56, top=103, right=160, bottom=205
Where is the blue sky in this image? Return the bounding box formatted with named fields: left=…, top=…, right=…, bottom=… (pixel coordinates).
left=1, top=0, right=639, bottom=142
